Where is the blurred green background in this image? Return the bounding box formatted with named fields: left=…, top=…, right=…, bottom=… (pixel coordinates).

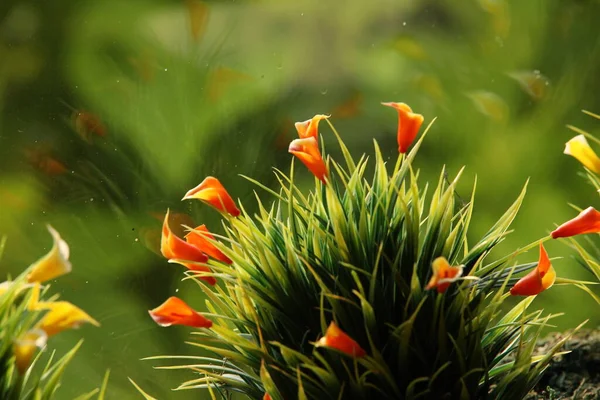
left=1, top=0, right=600, bottom=398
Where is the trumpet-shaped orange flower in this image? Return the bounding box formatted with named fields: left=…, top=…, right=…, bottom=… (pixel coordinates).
left=182, top=177, right=241, bottom=217
left=27, top=225, right=72, bottom=283
left=564, top=135, right=600, bottom=173
left=551, top=207, right=600, bottom=239
left=170, top=260, right=217, bottom=285
left=294, top=114, right=330, bottom=139
left=425, top=257, right=464, bottom=293
left=186, top=225, right=232, bottom=264
left=316, top=321, right=366, bottom=357
left=381, top=102, right=424, bottom=154
left=161, top=209, right=209, bottom=263
left=288, top=137, right=328, bottom=183
left=35, top=301, right=100, bottom=336
left=13, top=329, right=47, bottom=374
left=149, top=296, right=212, bottom=328
left=510, top=244, right=556, bottom=296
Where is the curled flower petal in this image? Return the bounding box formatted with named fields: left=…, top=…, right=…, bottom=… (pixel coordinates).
left=186, top=225, right=232, bottom=264
left=149, top=296, right=212, bottom=328
left=182, top=177, right=241, bottom=217
left=288, top=137, right=328, bottom=183
left=425, top=257, right=464, bottom=294
left=169, top=260, right=217, bottom=286
left=13, top=329, right=47, bottom=375
left=294, top=114, right=330, bottom=139
left=36, top=301, right=100, bottom=336
left=510, top=243, right=556, bottom=296
left=551, top=207, right=600, bottom=239
left=564, top=135, right=600, bottom=173
left=316, top=321, right=366, bottom=357
left=381, top=102, right=424, bottom=153
left=27, top=225, right=72, bottom=283
left=161, top=209, right=209, bottom=263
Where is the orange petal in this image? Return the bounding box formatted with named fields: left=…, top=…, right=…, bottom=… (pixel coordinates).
left=161, top=209, right=209, bottom=263
left=186, top=225, right=232, bottom=264
left=381, top=102, right=424, bottom=154
left=288, top=137, right=328, bottom=183
left=551, top=207, right=600, bottom=239
left=510, top=243, right=556, bottom=296
left=294, top=114, right=329, bottom=139
left=182, top=177, right=241, bottom=217
left=316, top=321, right=366, bottom=357
left=149, top=296, right=212, bottom=328
left=72, top=110, right=107, bottom=141
left=263, top=394, right=272, bottom=400
left=186, top=0, right=209, bottom=42
left=425, top=257, right=463, bottom=294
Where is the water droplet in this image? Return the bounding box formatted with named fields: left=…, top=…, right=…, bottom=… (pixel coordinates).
left=402, top=21, right=407, bottom=26
left=300, top=12, right=304, bottom=16
left=320, top=88, right=328, bottom=95
left=164, top=68, right=168, bottom=72
left=175, top=288, right=180, bottom=292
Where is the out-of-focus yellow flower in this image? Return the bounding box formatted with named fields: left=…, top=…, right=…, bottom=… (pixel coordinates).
left=27, top=225, right=72, bottom=283
left=35, top=301, right=100, bottom=336
left=564, top=135, right=600, bottom=173
left=13, top=329, right=47, bottom=375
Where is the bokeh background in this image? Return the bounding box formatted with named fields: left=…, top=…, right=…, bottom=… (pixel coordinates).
left=1, top=0, right=600, bottom=398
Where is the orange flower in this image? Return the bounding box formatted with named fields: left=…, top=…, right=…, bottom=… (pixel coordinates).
left=161, top=209, right=209, bottom=263
left=551, top=207, right=600, bottom=239
left=185, top=225, right=232, bottom=264
left=316, top=321, right=366, bottom=357
left=294, top=114, right=329, bottom=139
left=288, top=137, right=328, bottom=183
left=425, top=257, right=464, bottom=293
left=510, top=244, right=556, bottom=296
left=72, top=110, right=107, bottom=142
left=182, top=177, right=241, bottom=217
left=381, top=102, right=424, bottom=154
left=149, top=296, right=212, bottom=328
left=263, top=394, right=272, bottom=400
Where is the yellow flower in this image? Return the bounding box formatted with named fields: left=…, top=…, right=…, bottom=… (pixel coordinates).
left=27, top=225, right=72, bottom=283
left=13, top=329, right=47, bottom=374
left=564, top=135, right=600, bottom=173
left=36, top=301, right=100, bottom=336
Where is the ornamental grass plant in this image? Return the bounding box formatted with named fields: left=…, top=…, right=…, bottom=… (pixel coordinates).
left=145, top=103, right=599, bottom=400
left=0, top=227, right=100, bottom=400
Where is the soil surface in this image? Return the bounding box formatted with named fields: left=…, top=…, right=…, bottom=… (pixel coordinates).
left=525, top=329, right=600, bottom=400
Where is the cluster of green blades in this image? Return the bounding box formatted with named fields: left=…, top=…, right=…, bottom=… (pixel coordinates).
left=149, top=122, right=581, bottom=400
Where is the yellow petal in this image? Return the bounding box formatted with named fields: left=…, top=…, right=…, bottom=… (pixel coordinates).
left=27, top=225, right=72, bottom=283
left=37, top=301, right=100, bottom=336
left=13, top=329, right=47, bottom=374
left=564, top=135, right=600, bottom=173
